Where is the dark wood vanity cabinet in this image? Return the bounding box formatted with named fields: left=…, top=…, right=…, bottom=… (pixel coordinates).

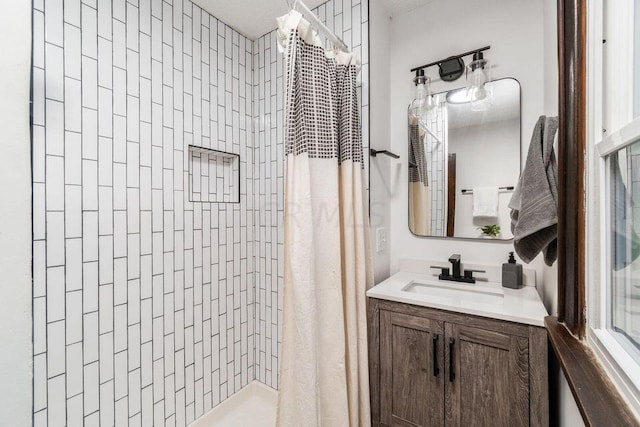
left=379, top=310, right=445, bottom=426
left=368, top=299, right=548, bottom=427
left=445, top=323, right=530, bottom=427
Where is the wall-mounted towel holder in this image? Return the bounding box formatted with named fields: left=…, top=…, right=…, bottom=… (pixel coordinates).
left=461, top=186, right=514, bottom=194
left=370, top=149, right=400, bottom=159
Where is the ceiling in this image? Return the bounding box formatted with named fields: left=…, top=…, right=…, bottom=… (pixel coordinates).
left=380, top=0, right=436, bottom=17
left=192, top=0, right=327, bottom=40
left=193, top=0, right=435, bottom=40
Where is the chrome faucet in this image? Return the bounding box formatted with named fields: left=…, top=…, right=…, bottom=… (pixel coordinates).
left=430, top=254, right=485, bottom=284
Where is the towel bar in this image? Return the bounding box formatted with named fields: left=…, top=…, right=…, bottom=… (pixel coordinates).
left=461, top=186, right=514, bottom=194
left=370, top=149, right=400, bottom=159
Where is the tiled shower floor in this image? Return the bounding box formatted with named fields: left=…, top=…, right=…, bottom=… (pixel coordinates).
left=190, top=381, right=277, bottom=427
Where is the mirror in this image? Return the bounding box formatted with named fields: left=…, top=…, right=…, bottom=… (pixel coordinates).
left=408, top=78, right=521, bottom=240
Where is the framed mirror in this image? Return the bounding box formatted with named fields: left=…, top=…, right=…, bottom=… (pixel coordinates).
left=408, top=78, right=521, bottom=240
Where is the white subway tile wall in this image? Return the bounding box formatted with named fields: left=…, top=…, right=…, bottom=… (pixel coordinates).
left=425, top=102, right=447, bottom=236
left=32, top=0, right=369, bottom=425
left=252, top=0, right=370, bottom=388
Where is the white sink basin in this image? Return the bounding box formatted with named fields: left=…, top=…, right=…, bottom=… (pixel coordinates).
left=402, top=280, right=504, bottom=305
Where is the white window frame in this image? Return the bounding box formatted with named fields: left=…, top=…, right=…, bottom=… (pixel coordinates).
left=587, top=0, right=640, bottom=417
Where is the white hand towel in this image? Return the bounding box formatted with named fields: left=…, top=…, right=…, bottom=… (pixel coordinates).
left=473, top=187, right=499, bottom=218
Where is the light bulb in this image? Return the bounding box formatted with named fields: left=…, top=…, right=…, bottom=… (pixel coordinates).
left=466, top=51, right=491, bottom=111
left=409, top=71, right=434, bottom=120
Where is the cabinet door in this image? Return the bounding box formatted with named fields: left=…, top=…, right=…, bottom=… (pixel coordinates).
left=380, top=310, right=444, bottom=427
left=445, top=323, right=529, bottom=427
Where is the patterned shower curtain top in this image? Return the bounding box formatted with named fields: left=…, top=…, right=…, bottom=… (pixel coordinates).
left=276, top=10, right=363, bottom=166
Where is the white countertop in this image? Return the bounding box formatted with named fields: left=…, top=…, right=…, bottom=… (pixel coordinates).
left=366, top=271, right=549, bottom=327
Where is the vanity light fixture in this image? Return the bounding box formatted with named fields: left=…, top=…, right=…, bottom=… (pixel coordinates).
left=411, top=46, right=492, bottom=108
left=409, top=68, right=434, bottom=120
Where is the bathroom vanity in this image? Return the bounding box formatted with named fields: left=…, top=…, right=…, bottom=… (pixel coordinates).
left=367, top=271, right=549, bottom=427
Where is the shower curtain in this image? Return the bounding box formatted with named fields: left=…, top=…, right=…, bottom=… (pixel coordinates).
left=276, top=10, right=373, bottom=427
left=408, top=117, right=431, bottom=235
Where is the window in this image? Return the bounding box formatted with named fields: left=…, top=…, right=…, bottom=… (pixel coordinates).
left=610, top=144, right=640, bottom=357
left=588, top=0, right=640, bottom=415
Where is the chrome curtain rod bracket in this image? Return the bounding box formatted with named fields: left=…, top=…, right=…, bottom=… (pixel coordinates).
left=370, top=149, right=400, bottom=159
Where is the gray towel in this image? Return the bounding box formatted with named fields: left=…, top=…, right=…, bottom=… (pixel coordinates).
left=508, top=116, right=559, bottom=266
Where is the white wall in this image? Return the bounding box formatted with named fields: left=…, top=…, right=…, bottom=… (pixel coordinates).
left=541, top=0, right=560, bottom=317
left=0, top=0, right=32, bottom=425
left=387, top=0, right=548, bottom=288
left=555, top=365, right=586, bottom=426
left=369, top=1, right=392, bottom=284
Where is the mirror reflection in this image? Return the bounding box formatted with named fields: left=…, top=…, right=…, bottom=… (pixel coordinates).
left=408, top=78, right=521, bottom=240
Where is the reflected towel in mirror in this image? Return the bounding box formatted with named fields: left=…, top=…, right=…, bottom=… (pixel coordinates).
left=472, top=187, right=499, bottom=218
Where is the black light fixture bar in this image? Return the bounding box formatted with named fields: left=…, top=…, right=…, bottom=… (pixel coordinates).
left=410, top=45, right=491, bottom=73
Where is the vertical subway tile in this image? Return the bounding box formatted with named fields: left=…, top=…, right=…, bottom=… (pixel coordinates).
left=64, top=23, right=82, bottom=80
left=84, top=311, right=100, bottom=363
left=97, top=0, right=112, bottom=39
left=84, top=361, right=100, bottom=415
left=98, top=37, right=113, bottom=89
left=65, top=237, right=83, bottom=289
left=65, top=78, right=82, bottom=132
left=81, top=4, right=98, bottom=59
left=81, top=57, right=98, bottom=109
left=82, top=108, right=98, bottom=160
left=64, top=0, right=81, bottom=26
left=82, top=211, right=99, bottom=262
left=127, top=2, right=140, bottom=52
left=46, top=214, right=65, bottom=267
left=66, top=393, right=84, bottom=427
left=46, top=0, right=64, bottom=45
left=66, top=341, right=84, bottom=397
left=47, top=320, right=66, bottom=376
left=83, top=261, right=99, bottom=313
left=113, top=0, right=126, bottom=22
left=45, top=99, right=64, bottom=156
left=47, top=374, right=66, bottom=427
left=113, top=20, right=127, bottom=69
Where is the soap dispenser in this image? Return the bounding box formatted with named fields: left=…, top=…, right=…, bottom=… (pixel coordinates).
left=502, top=252, right=523, bottom=289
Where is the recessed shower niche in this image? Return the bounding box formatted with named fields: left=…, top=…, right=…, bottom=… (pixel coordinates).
left=188, top=145, right=240, bottom=203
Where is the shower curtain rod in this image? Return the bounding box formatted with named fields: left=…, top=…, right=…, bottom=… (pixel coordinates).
left=289, top=0, right=349, bottom=51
